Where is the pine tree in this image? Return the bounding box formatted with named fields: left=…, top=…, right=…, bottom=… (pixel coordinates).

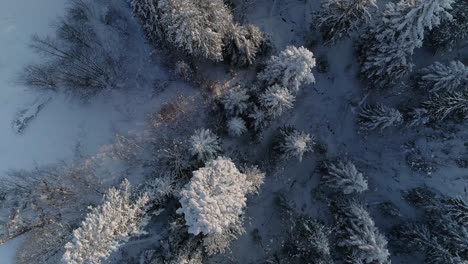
left=322, top=160, right=368, bottom=194
left=274, top=127, right=314, bottom=162
left=418, top=61, right=468, bottom=92
left=357, top=104, right=403, bottom=132
left=316, top=0, right=377, bottom=45
left=227, top=117, right=247, bottom=137
left=257, top=46, right=316, bottom=92
left=158, top=0, right=233, bottom=61
left=189, top=129, right=222, bottom=163
left=224, top=24, right=265, bottom=66
left=358, top=0, right=455, bottom=88
left=421, top=89, right=468, bottom=122
left=259, top=85, right=295, bottom=118
left=220, top=85, right=250, bottom=116
left=63, top=180, right=149, bottom=264
left=176, top=157, right=262, bottom=235
left=131, top=0, right=163, bottom=46
left=248, top=105, right=269, bottom=131
left=174, top=60, right=194, bottom=82
left=427, top=0, right=468, bottom=52
left=336, top=202, right=391, bottom=264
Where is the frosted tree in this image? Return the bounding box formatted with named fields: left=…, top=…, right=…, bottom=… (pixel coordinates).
left=189, top=129, right=222, bottom=163
left=176, top=157, right=263, bottom=235
left=259, top=85, right=295, bottom=118
left=316, top=0, right=377, bottom=45
left=227, top=117, right=247, bottom=137
left=157, top=141, right=192, bottom=179
left=336, top=202, right=391, bottom=264
left=225, top=24, right=265, bottom=66
left=63, top=180, right=149, bottom=264
left=174, top=60, right=194, bottom=82
left=158, top=0, right=233, bottom=61
left=357, top=104, right=403, bottom=132
left=322, top=160, right=368, bottom=194
left=427, top=0, right=468, bottom=52
left=418, top=61, right=468, bottom=92
left=142, top=175, right=176, bottom=204
left=242, top=165, right=266, bottom=194
left=358, top=0, right=455, bottom=88
left=220, top=85, right=250, bottom=116
left=274, top=127, right=315, bottom=162
left=248, top=105, right=269, bottom=131
left=421, top=89, right=468, bottom=122
left=131, top=0, right=162, bottom=46
left=257, top=46, right=316, bottom=92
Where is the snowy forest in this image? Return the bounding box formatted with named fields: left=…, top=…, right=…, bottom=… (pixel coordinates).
left=0, top=0, right=467, bottom=263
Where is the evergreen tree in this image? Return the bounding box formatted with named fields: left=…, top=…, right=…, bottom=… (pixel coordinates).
left=224, top=24, right=265, bottom=66
left=427, top=0, right=468, bottom=52
left=220, top=85, right=250, bottom=116
left=258, top=46, right=316, bottom=92
left=316, top=0, right=377, bottom=45
left=63, top=180, right=149, bottom=264
left=189, top=129, right=222, bottom=163
left=158, top=0, right=233, bottom=61
left=227, top=117, right=247, bottom=137
left=336, top=202, right=391, bottom=264
left=357, top=104, right=403, bottom=132
left=131, top=0, right=163, bottom=46
left=418, top=61, right=468, bottom=92
left=274, top=127, right=314, bottom=162
left=259, top=85, right=295, bottom=118
left=358, top=0, right=454, bottom=88
left=421, top=89, right=468, bottom=122
left=322, top=160, right=368, bottom=194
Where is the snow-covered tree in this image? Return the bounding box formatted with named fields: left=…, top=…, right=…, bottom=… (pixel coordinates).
left=227, top=117, right=247, bottom=137
left=248, top=105, right=269, bottom=131
left=63, top=179, right=149, bottom=264
left=221, top=85, right=250, bottom=116
left=316, top=0, right=377, bottom=45
left=357, top=104, right=403, bottom=132
left=174, top=60, right=194, bottom=82
left=444, top=197, right=468, bottom=226
left=322, top=160, right=368, bottom=194
left=225, top=24, right=265, bottom=66
left=242, top=165, right=266, bottom=194
left=427, top=0, right=468, bottom=52
left=358, top=0, right=455, bottom=88
left=157, top=141, right=192, bottom=179
left=259, top=85, right=295, bottom=118
left=189, top=129, right=222, bottom=163
left=421, top=89, right=468, bottom=122
left=176, top=157, right=262, bottom=235
left=158, top=0, right=233, bottom=61
left=132, top=0, right=163, bottom=46
left=418, top=61, right=468, bottom=92
left=336, top=202, right=391, bottom=264
left=257, top=46, right=316, bottom=92
left=142, top=175, right=176, bottom=204
left=274, top=127, right=315, bottom=162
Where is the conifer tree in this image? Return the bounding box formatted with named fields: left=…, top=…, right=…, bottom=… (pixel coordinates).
left=418, top=61, right=468, bottom=92
left=357, top=104, right=403, bottom=132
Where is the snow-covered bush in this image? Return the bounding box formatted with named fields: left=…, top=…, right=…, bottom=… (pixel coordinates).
left=426, top=0, right=468, bottom=52
left=316, top=0, right=377, bottom=45
left=158, top=0, right=233, bottom=61
left=176, top=157, right=262, bottom=235
left=174, top=60, right=194, bottom=82
left=189, top=129, right=222, bottom=163
left=418, top=61, right=468, bottom=92
left=227, top=117, right=247, bottom=137
left=63, top=179, right=149, bottom=264
left=274, top=127, right=314, bottom=162
left=336, top=202, right=391, bottom=264
left=257, top=46, right=316, bottom=92
left=421, top=89, right=468, bottom=122
left=357, top=104, right=403, bottom=132
left=358, top=0, right=455, bottom=88
left=322, top=160, right=368, bottom=194
left=225, top=24, right=265, bottom=67
left=259, top=85, right=295, bottom=118
left=221, top=85, right=250, bottom=116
